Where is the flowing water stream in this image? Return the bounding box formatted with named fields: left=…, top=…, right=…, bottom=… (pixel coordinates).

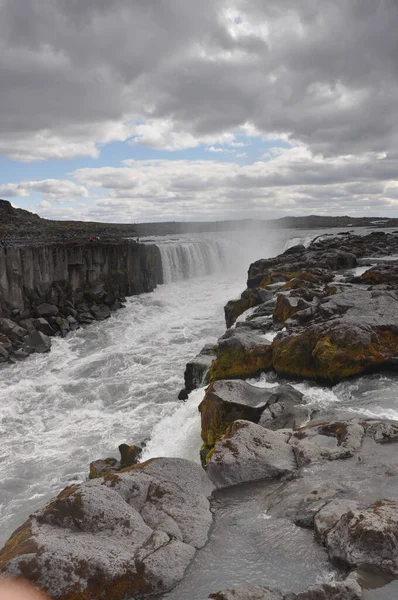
left=1, top=227, right=398, bottom=598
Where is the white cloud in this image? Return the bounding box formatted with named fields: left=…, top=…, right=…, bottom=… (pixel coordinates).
left=0, top=179, right=89, bottom=201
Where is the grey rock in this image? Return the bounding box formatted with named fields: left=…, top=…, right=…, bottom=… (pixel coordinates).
left=0, top=318, right=27, bottom=342
left=315, top=499, right=359, bottom=542
left=259, top=384, right=310, bottom=430
left=285, top=579, right=362, bottom=600
left=90, top=304, right=111, bottom=320
left=32, top=317, right=56, bottom=336
left=207, top=420, right=297, bottom=489
left=218, top=326, right=271, bottom=353
left=66, top=315, right=79, bottom=330
left=288, top=421, right=365, bottom=466
left=0, top=458, right=214, bottom=600
left=36, top=302, right=59, bottom=318
left=13, top=349, right=30, bottom=361
left=54, top=316, right=70, bottom=336
left=326, top=499, right=398, bottom=575
left=0, top=343, right=9, bottom=362
left=183, top=344, right=216, bottom=394
left=294, top=485, right=354, bottom=529
left=77, top=311, right=95, bottom=324
left=26, top=330, right=51, bottom=353
left=89, top=457, right=120, bottom=479
left=208, top=586, right=283, bottom=600
left=19, top=318, right=36, bottom=333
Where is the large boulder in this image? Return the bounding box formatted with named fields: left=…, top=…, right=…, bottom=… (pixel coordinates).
left=90, top=304, right=111, bottom=320
left=26, top=330, right=52, bottom=353
left=325, top=499, right=398, bottom=575
left=258, top=384, right=309, bottom=430
left=0, top=343, right=9, bottom=362
left=182, top=344, right=217, bottom=397
left=206, top=420, right=297, bottom=489
left=0, top=318, right=27, bottom=342
left=224, top=288, right=271, bottom=328
left=209, top=328, right=273, bottom=382
left=199, top=380, right=307, bottom=464
left=0, top=458, right=215, bottom=600
left=32, top=317, right=56, bottom=336
left=288, top=420, right=365, bottom=466
left=314, top=499, right=360, bottom=542
left=36, top=303, right=59, bottom=319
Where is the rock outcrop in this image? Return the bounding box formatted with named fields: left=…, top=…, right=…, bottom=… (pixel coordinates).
left=209, top=232, right=398, bottom=384
left=0, top=458, right=214, bottom=600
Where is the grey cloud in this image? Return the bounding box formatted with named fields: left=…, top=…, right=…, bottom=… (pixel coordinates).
left=2, top=0, right=398, bottom=159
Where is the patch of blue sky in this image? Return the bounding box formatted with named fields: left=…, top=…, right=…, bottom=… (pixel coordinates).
left=0, top=134, right=292, bottom=192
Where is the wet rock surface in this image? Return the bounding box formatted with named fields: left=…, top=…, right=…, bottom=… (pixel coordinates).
left=325, top=500, right=398, bottom=575
left=209, top=579, right=363, bottom=600
left=206, top=420, right=297, bottom=489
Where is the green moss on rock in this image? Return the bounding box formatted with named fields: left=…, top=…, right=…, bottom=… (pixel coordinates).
left=209, top=345, right=272, bottom=381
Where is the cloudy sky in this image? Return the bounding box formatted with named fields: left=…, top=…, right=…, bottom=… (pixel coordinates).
left=1, top=0, right=398, bottom=223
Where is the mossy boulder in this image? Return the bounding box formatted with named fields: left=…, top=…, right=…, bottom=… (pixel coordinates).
left=356, top=264, right=398, bottom=286
left=199, top=380, right=271, bottom=464
left=209, top=344, right=273, bottom=382
left=272, top=322, right=398, bottom=384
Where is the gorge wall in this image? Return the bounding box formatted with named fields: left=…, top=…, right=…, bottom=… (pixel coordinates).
left=0, top=240, right=163, bottom=316
left=0, top=240, right=163, bottom=362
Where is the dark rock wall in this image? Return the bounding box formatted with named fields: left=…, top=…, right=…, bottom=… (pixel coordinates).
left=0, top=241, right=163, bottom=316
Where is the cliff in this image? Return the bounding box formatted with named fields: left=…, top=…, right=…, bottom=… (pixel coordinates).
left=0, top=240, right=162, bottom=315
left=0, top=240, right=163, bottom=362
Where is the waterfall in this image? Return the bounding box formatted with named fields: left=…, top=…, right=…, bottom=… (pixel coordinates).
left=157, top=238, right=230, bottom=283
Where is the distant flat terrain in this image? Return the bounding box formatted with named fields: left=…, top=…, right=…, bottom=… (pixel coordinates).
left=1, top=199, right=397, bottom=242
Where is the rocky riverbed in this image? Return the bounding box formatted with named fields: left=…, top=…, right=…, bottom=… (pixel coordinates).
left=2, top=231, right=398, bottom=599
